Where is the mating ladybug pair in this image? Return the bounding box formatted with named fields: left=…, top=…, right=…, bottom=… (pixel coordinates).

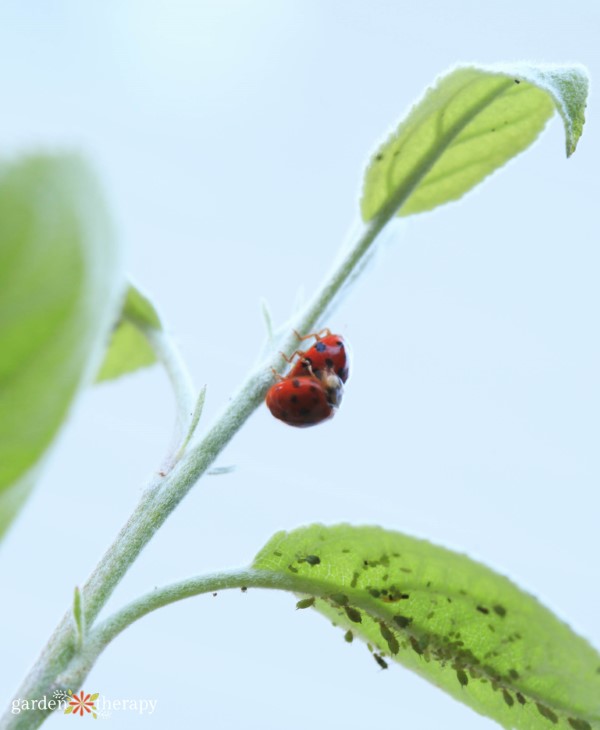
left=266, top=329, right=350, bottom=428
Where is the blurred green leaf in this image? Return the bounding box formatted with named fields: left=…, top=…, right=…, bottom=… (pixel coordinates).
left=121, top=284, right=161, bottom=330
left=96, top=285, right=160, bottom=383
left=0, top=154, right=123, bottom=540
left=253, top=524, right=600, bottom=730
left=361, top=63, right=589, bottom=220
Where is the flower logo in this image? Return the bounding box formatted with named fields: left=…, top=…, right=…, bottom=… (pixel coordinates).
left=64, top=690, right=99, bottom=719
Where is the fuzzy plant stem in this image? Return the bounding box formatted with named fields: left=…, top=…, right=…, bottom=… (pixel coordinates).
left=1, top=165, right=429, bottom=730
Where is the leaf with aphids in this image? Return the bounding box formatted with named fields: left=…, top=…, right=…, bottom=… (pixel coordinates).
left=253, top=524, right=600, bottom=730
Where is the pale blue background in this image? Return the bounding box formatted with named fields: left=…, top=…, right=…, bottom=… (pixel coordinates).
left=0, top=2, right=599, bottom=728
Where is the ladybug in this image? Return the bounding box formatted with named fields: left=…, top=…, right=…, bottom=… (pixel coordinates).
left=265, top=374, right=343, bottom=428
left=287, top=329, right=350, bottom=383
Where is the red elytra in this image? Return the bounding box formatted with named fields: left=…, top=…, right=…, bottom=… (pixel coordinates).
left=265, top=375, right=339, bottom=428
left=287, top=329, right=350, bottom=383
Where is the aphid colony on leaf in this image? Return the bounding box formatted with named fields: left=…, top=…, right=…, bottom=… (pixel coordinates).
left=265, top=328, right=350, bottom=428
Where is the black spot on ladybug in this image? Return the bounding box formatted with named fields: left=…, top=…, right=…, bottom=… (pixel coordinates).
left=290, top=395, right=298, bottom=403
left=493, top=604, right=507, bottom=617
left=476, top=606, right=489, bottom=615
left=325, top=358, right=334, bottom=368
left=312, top=397, right=319, bottom=404
left=300, top=408, right=310, bottom=416
left=292, top=379, right=301, bottom=388
left=502, top=690, right=514, bottom=707
left=536, top=703, right=558, bottom=724
left=281, top=411, right=289, bottom=420
left=315, top=342, right=327, bottom=352
left=310, top=384, right=319, bottom=393
left=337, top=341, right=343, bottom=347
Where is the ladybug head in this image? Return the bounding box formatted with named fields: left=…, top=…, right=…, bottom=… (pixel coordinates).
left=320, top=370, right=344, bottom=408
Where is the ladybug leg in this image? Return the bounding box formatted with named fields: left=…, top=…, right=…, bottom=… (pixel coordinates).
left=293, top=327, right=332, bottom=343
left=270, top=367, right=286, bottom=382
left=279, top=349, right=306, bottom=364
left=302, top=361, right=320, bottom=379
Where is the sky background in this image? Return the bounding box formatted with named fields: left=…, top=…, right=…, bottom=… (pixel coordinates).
left=0, top=1, right=599, bottom=728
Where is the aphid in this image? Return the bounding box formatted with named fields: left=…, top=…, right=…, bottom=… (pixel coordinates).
left=373, top=653, right=388, bottom=670
left=287, top=328, right=350, bottom=383
left=344, top=606, right=362, bottom=623
left=296, top=597, right=316, bottom=610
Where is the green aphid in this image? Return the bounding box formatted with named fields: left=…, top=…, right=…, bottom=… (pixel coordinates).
left=502, top=690, right=514, bottom=707
left=379, top=623, right=399, bottom=655
left=329, top=593, right=349, bottom=606
left=296, top=597, right=315, bottom=610
left=344, top=606, right=362, bottom=623
left=393, top=615, right=412, bottom=629
left=536, top=703, right=558, bottom=724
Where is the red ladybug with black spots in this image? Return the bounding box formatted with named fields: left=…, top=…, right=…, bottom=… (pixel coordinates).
left=265, top=328, right=348, bottom=428
left=287, top=329, right=350, bottom=383
left=265, top=374, right=343, bottom=428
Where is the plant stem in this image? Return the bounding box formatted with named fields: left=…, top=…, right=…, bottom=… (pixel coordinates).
left=55, top=566, right=393, bottom=692
left=0, top=159, right=421, bottom=730
left=137, top=324, right=197, bottom=460
left=56, top=569, right=277, bottom=690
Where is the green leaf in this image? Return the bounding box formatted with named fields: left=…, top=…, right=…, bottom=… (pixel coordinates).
left=0, top=154, right=123, bottom=539
left=96, top=286, right=162, bottom=383
left=96, top=284, right=160, bottom=383
left=253, top=525, right=600, bottom=730
left=121, top=284, right=161, bottom=330
left=72, top=586, right=85, bottom=647
left=361, top=63, right=589, bottom=220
